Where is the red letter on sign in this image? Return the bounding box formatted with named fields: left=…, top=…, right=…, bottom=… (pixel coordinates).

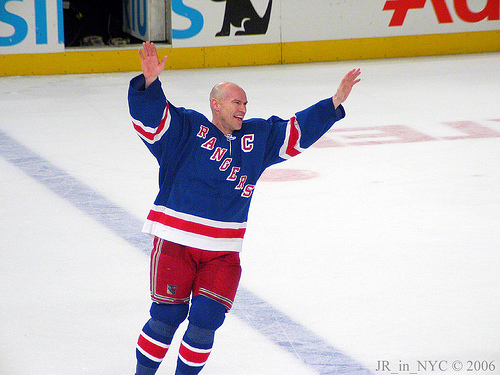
left=430, top=0, right=454, bottom=23
left=454, top=0, right=499, bottom=22
left=383, top=0, right=426, bottom=26
left=383, top=0, right=453, bottom=25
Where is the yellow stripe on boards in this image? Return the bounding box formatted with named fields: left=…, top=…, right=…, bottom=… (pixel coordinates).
left=1, top=30, right=498, bottom=76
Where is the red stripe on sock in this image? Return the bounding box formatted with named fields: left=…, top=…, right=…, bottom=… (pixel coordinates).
left=137, top=333, right=169, bottom=361
left=179, top=342, right=211, bottom=366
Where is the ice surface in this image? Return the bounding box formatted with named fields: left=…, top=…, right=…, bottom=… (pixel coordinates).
left=1, top=52, right=499, bottom=374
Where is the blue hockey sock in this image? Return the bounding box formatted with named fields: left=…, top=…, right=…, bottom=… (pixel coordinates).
left=175, top=296, right=226, bottom=375
left=135, top=303, right=188, bottom=375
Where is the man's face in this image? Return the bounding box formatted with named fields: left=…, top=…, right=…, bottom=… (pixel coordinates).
left=212, top=84, right=248, bottom=135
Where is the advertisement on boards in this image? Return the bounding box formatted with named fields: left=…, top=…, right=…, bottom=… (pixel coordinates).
left=170, top=0, right=280, bottom=47
left=0, top=0, right=64, bottom=54
left=171, top=0, right=499, bottom=46
left=279, top=0, right=499, bottom=43
left=2, top=0, right=498, bottom=55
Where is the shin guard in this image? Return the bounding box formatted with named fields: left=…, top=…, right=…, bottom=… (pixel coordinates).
left=135, top=302, right=188, bottom=375
left=175, top=296, right=226, bottom=375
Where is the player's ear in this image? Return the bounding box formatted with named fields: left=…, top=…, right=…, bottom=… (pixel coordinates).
left=211, top=98, right=219, bottom=111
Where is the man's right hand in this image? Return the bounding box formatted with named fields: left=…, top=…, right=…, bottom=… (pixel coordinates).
left=139, top=41, right=168, bottom=89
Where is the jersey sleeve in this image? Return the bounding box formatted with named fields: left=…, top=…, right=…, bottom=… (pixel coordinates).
left=128, top=74, right=193, bottom=165
left=262, top=98, right=345, bottom=168
left=128, top=74, right=172, bottom=145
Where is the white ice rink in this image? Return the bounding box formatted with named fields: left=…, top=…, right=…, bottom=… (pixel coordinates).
left=1, top=52, right=499, bottom=375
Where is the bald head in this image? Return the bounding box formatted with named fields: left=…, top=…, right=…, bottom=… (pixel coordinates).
left=210, top=82, right=245, bottom=103
left=209, top=82, right=248, bottom=135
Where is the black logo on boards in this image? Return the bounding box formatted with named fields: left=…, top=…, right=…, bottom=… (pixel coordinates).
left=212, top=0, right=273, bottom=36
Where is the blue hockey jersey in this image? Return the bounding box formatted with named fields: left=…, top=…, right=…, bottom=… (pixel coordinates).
left=128, top=74, right=345, bottom=252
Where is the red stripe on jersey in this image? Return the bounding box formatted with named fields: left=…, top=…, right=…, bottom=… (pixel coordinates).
left=179, top=342, right=211, bottom=366
left=286, top=117, right=301, bottom=157
left=137, top=333, right=169, bottom=361
left=147, top=210, right=246, bottom=239
left=133, top=102, right=170, bottom=141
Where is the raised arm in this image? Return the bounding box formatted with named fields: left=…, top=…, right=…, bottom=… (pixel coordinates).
left=139, top=41, right=168, bottom=89
left=332, top=68, right=361, bottom=109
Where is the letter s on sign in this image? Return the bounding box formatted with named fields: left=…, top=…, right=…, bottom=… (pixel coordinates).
left=0, top=0, right=29, bottom=46
left=172, top=0, right=204, bottom=39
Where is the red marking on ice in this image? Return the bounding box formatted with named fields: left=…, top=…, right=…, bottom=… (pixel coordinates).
left=260, top=169, right=320, bottom=182
left=314, top=120, right=500, bottom=148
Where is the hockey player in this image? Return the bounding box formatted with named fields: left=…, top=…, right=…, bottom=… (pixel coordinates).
left=130, top=41, right=360, bottom=375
